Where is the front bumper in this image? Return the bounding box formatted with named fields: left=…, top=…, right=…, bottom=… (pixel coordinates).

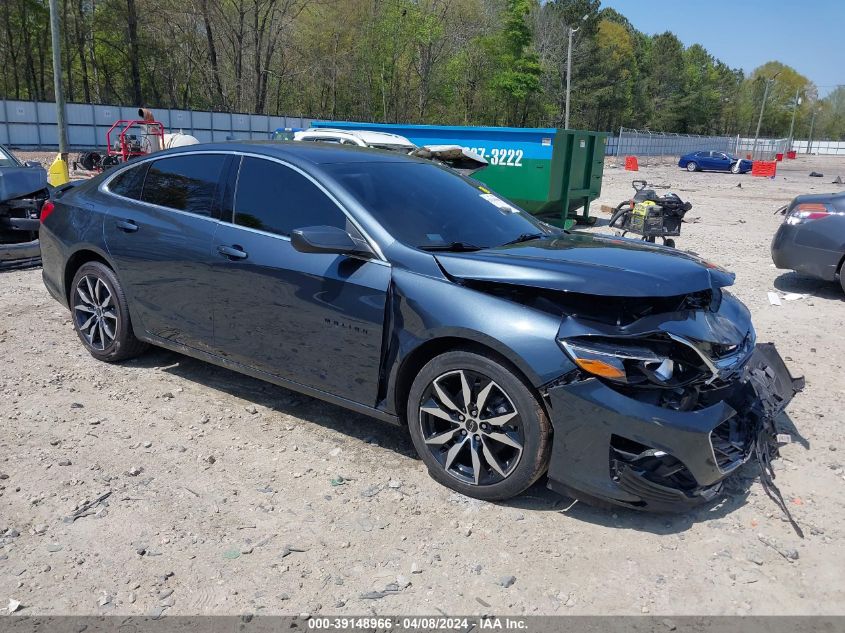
left=544, top=343, right=803, bottom=512
left=0, top=238, right=41, bottom=269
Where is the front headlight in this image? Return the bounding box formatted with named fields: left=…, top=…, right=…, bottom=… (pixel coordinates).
left=558, top=336, right=707, bottom=387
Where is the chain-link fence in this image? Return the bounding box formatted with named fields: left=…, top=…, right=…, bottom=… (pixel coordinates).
left=609, top=128, right=737, bottom=165
left=607, top=127, right=792, bottom=164
left=735, top=137, right=790, bottom=161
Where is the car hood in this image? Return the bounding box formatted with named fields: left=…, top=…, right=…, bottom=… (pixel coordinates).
left=0, top=165, right=48, bottom=202
left=434, top=232, right=735, bottom=297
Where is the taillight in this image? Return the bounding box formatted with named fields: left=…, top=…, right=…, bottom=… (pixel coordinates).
left=785, top=202, right=840, bottom=225
left=40, top=200, right=55, bottom=223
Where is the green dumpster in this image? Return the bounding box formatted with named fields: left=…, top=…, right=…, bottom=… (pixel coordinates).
left=312, top=121, right=607, bottom=228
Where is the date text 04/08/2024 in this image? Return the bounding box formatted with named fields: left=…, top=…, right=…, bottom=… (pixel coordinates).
left=307, top=617, right=528, bottom=631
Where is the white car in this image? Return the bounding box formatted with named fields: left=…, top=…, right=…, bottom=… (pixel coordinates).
left=293, top=128, right=416, bottom=152
left=293, top=128, right=487, bottom=175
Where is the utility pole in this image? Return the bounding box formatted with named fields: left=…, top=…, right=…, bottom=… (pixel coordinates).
left=807, top=108, right=818, bottom=155
left=48, top=0, right=67, bottom=157
left=47, top=0, right=70, bottom=185
left=787, top=88, right=801, bottom=151
left=564, top=14, right=589, bottom=130
left=751, top=71, right=780, bottom=159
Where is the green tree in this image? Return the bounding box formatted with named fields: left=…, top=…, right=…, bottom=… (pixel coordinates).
left=740, top=61, right=815, bottom=137
left=490, top=0, right=542, bottom=125
left=644, top=32, right=685, bottom=130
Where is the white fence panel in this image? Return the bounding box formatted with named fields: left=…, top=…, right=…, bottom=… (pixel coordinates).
left=792, top=139, right=845, bottom=155
left=0, top=100, right=323, bottom=149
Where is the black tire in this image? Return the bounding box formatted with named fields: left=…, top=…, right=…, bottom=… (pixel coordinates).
left=686, top=161, right=698, bottom=172
left=70, top=261, right=147, bottom=362
left=406, top=350, right=551, bottom=501
left=664, top=238, right=676, bottom=248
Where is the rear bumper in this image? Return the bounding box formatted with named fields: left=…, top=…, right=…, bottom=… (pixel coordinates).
left=771, top=222, right=841, bottom=281
left=544, top=343, right=802, bottom=512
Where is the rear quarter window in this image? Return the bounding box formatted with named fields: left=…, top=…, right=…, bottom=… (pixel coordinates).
left=141, top=154, right=227, bottom=216
left=107, top=163, right=149, bottom=200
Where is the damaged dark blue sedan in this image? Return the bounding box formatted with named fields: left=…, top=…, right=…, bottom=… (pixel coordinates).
left=39, top=142, right=802, bottom=511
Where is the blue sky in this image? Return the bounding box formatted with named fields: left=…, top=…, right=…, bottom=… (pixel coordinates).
left=601, top=0, right=843, bottom=96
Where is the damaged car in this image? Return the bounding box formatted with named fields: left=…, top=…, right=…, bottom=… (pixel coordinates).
left=39, top=143, right=802, bottom=511
left=1, top=144, right=49, bottom=269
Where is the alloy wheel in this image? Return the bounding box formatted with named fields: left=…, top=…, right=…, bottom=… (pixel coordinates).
left=418, top=369, right=524, bottom=486
left=73, top=274, right=117, bottom=351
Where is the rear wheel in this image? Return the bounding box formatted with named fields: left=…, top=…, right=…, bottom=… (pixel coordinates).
left=70, top=261, right=147, bottom=362
left=686, top=161, right=698, bottom=172
left=406, top=350, right=551, bottom=501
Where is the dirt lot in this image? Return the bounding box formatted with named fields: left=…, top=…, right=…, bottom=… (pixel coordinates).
left=1, top=152, right=845, bottom=617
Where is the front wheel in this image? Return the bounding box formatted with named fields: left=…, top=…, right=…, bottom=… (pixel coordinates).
left=406, top=350, right=551, bottom=501
left=686, top=161, right=698, bottom=172
left=731, top=161, right=741, bottom=174
left=70, top=261, right=148, bottom=362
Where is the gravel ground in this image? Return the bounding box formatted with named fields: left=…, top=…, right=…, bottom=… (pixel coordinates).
left=1, top=151, right=845, bottom=617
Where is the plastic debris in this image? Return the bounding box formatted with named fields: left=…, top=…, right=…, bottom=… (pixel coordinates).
left=767, top=292, right=782, bottom=306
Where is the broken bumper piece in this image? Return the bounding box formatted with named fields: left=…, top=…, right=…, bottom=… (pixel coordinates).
left=544, top=343, right=803, bottom=512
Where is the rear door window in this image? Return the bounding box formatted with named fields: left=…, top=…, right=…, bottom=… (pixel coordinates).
left=108, top=163, right=149, bottom=200
left=141, top=154, right=227, bottom=216
left=233, top=157, right=347, bottom=236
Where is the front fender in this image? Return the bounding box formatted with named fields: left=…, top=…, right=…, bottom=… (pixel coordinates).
left=382, top=268, right=572, bottom=416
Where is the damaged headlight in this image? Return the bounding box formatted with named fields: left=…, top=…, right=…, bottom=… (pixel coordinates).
left=558, top=336, right=709, bottom=387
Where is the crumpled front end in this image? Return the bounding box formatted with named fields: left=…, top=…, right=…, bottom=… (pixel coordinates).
left=543, top=291, right=803, bottom=512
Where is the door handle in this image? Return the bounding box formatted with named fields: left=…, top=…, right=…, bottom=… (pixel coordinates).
left=217, top=244, right=248, bottom=260
left=116, top=219, right=139, bottom=233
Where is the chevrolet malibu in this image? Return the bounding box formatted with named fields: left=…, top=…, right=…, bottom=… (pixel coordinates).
left=39, top=143, right=802, bottom=511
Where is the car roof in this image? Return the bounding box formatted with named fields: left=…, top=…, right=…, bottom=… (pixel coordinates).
left=148, top=140, right=419, bottom=166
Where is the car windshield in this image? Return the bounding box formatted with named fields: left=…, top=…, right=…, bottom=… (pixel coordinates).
left=325, top=161, right=557, bottom=250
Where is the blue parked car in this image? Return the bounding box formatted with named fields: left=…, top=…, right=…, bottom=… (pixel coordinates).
left=678, top=151, right=752, bottom=174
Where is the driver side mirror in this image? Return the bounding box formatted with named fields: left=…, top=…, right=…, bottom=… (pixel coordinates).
left=291, top=225, right=375, bottom=258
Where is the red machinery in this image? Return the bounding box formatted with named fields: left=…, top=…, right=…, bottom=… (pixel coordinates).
left=104, top=119, right=164, bottom=165
left=76, top=109, right=165, bottom=172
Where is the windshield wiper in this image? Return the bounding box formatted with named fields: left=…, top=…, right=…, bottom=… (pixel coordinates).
left=499, top=232, right=547, bottom=247
left=418, top=242, right=487, bottom=252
